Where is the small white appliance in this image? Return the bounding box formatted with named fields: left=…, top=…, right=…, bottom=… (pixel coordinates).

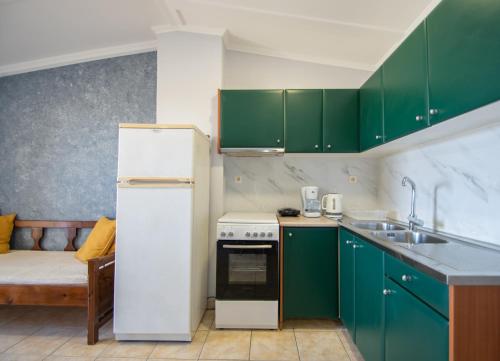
left=300, top=186, right=321, bottom=218
left=215, top=212, right=279, bottom=329
left=322, top=193, right=343, bottom=220
left=114, top=124, right=210, bottom=341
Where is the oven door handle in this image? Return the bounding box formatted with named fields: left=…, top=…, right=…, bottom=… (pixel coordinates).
left=222, top=244, right=273, bottom=249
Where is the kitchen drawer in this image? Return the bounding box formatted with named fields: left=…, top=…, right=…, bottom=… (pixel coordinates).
left=385, top=254, right=448, bottom=318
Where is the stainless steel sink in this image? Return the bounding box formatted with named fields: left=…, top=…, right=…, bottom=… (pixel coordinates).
left=351, top=221, right=406, bottom=231
left=370, top=230, right=449, bottom=244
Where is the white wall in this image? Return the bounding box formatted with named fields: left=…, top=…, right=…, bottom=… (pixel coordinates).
left=378, top=121, right=500, bottom=246
left=223, top=50, right=371, bottom=89
left=222, top=50, right=378, bottom=215
left=156, top=30, right=224, bottom=297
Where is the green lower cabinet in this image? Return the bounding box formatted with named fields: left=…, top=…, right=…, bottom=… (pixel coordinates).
left=353, top=237, right=384, bottom=361
left=220, top=89, right=284, bottom=148
left=283, top=227, right=338, bottom=319
left=285, top=90, right=323, bottom=153
left=323, top=90, right=359, bottom=152
left=385, top=278, right=449, bottom=361
left=339, top=229, right=355, bottom=340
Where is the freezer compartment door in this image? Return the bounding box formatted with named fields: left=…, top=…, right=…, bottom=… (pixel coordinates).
left=118, top=127, right=194, bottom=178
left=114, top=186, right=193, bottom=337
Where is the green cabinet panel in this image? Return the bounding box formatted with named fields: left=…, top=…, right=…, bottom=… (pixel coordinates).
left=285, top=90, right=323, bottom=153
left=323, top=90, right=359, bottom=152
left=283, top=227, right=338, bottom=319
left=220, top=90, right=284, bottom=148
left=385, top=278, right=449, bottom=361
left=354, top=237, right=384, bottom=361
left=339, top=228, right=355, bottom=340
left=383, top=22, right=429, bottom=142
left=427, top=0, right=500, bottom=124
left=385, top=254, right=448, bottom=317
left=359, top=69, right=384, bottom=151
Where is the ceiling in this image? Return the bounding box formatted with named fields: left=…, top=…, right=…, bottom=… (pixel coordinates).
left=0, top=0, right=440, bottom=76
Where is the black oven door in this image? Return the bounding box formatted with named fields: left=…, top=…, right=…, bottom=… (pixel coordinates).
left=216, top=240, right=279, bottom=300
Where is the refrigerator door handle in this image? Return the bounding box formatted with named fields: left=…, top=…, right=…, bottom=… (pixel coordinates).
left=117, top=177, right=194, bottom=188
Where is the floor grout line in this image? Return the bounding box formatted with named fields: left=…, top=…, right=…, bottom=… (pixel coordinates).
left=292, top=329, right=302, bottom=361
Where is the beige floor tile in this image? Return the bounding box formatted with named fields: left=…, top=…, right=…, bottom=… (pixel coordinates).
left=3, top=326, right=80, bottom=356
left=0, top=324, right=42, bottom=353
left=0, top=354, right=45, bottom=361
left=52, top=331, right=112, bottom=358
left=198, top=310, right=214, bottom=331
left=337, top=329, right=364, bottom=361
left=250, top=331, right=299, bottom=361
left=96, top=358, right=147, bottom=361
left=283, top=319, right=343, bottom=331
left=44, top=357, right=95, bottom=361
left=295, top=331, right=349, bottom=361
left=100, top=341, right=156, bottom=358
left=149, top=330, right=208, bottom=359
left=199, top=330, right=251, bottom=360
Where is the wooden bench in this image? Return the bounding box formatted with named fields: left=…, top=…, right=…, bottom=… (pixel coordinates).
left=0, top=220, right=114, bottom=345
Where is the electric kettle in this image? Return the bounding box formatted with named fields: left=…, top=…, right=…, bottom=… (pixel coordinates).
left=321, top=193, right=343, bottom=219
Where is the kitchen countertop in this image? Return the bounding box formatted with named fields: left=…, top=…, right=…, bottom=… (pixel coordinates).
left=278, top=215, right=338, bottom=227
left=339, top=217, right=500, bottom=286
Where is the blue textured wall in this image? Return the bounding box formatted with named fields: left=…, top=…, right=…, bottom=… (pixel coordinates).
left=0, top=52, right=157, bottom=249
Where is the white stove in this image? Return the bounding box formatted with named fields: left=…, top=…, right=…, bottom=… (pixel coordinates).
left=215, top=212, right=279, bottom=330
left=217, top=212, right=279, bottom=241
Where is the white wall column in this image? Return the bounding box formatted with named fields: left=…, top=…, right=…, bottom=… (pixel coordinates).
left=155, top=29, right=224, bottom=297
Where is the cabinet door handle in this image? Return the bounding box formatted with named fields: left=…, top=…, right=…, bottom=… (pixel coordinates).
left=429, top=108, right=439, bottom=115
left=345, top=240, right=353, bottom=245
left=276, top=139, right=281, bottom=144
left=327, top=144, right=332, bottom=149
left=401, top=274, right=412, bottom=282
left=375, top=135, right=382, bottom=140
left=352, top=244, right=363, bottom=249
left=383, top=289, right=393, bottom=296
left=288, top=233, right=293, bottom=237
left=415, top=115, right=424, bottom=121
left=314, top=144, right=319, bottom=149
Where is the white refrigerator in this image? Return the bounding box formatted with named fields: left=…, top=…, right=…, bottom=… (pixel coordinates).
left=114, top=124, right=210, bottom=341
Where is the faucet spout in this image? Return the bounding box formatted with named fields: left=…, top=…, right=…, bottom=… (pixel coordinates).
left=402, top=176, right=423, bottom=230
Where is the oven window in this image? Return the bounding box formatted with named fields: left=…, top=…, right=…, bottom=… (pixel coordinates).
left=228, top=253, right=267, bottom=285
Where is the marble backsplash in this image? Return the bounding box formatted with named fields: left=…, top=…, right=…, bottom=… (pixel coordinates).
left=224, top=155, right=379, bottom=213
left=378, top=123, right=500, bottom=246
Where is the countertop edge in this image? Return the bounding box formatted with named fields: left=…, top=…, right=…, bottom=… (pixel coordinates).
left=339, top=219, right=500, bottom=286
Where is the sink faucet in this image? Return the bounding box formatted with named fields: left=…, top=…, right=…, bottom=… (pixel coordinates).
left=402, top=176, right=424, bottom=231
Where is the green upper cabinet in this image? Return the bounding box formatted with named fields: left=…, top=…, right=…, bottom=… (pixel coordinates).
left=283, top=227, right=338, bottom=319
left=383, top=22, right=429, bottom=142
left=285, top=89, right=323, bottom=153
left=385, top=278, right=449, bottom=361
left=339, top=229, right=356, bottom=340
left=354, top=237, right=384, bottom=361
left=359, top=69, right=384, bottom=151
left=220, top=90, right=284, bottom=148
left=323, top=90, right=359, bottom=152
left=427, top=0, right=500, bottom=124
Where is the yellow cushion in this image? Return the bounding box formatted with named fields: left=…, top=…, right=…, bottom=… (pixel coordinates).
left=0, top=213, right=16, bottom=254
left=107, top=242, right=116, bottom=254
left=75, top=217, right=116, bottom=262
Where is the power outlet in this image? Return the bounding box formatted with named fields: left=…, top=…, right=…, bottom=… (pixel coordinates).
left=348, top=175, right=358, bottom=184
left=234, top=176, right=242, bottom=184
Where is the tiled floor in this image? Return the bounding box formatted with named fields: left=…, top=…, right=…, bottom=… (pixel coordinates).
left=0, top=306, right=363, bottom=361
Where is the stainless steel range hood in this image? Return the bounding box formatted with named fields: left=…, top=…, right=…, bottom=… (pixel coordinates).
left=220, top=148, right=285, bottom=157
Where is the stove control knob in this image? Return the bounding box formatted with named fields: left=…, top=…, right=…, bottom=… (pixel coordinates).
left=245, top=232, right=251, bottom=237
left=267, top=232, right=273, bottom=237
left=220, top=232, right=226, bottom=237
left=259, top=232, right=266, bottom=237
left=253, top=232, right=258, bottom=237
left=228, top=232, right=234, bottom=237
